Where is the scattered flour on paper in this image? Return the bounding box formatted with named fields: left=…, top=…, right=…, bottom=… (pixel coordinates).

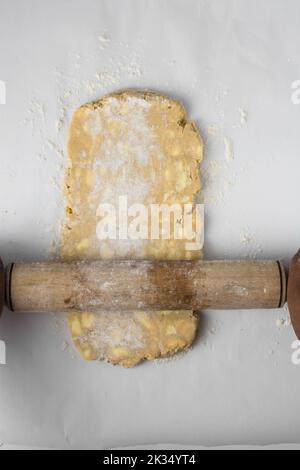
left=98, top=32, right=111, bottom=50
left=239, top=228, right=264, bottom=259
left=275, top=304, right=291, bottom=329
left=224, top=136, right=234, bottom=162
left=232, top=108, right=249, bottom=129
left=276, top=317, right=291, bottom=328
left=200, top=91, right=248, bottom=206
left=238, top=108, right=248, bottom=126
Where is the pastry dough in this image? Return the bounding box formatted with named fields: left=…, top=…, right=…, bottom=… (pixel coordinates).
left=61, top=90, right=203, bottom=367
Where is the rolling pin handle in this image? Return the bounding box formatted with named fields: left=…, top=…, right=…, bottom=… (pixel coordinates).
left=0, top=260, right=14, bottom=316
left=288, top=250, right=300, bottom=340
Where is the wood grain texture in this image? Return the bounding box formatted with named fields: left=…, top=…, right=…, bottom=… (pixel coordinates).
left=9, top=259, right=285, bottom=313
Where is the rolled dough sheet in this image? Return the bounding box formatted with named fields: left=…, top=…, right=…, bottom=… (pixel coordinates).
left=61, top=90, right=203, bottom=367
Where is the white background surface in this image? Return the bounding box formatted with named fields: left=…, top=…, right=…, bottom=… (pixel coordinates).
left=0, top=0, right=300, bottom=450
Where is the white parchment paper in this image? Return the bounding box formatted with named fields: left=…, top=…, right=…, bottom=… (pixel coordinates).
left=0, top=0, right=300, bottom=449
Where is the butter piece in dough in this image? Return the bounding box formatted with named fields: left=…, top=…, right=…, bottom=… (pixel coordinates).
left=61, top=90, right=203, bottom=367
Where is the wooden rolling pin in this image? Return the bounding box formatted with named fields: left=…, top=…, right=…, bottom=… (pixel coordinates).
left=0, top=253, right=299, bottom=338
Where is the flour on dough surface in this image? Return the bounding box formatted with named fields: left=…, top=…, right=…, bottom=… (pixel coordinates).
left=61, top=90, right=203, bottom=367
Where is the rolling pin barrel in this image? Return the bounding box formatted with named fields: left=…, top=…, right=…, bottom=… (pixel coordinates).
left=5, top=259, right=286, bottom=313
